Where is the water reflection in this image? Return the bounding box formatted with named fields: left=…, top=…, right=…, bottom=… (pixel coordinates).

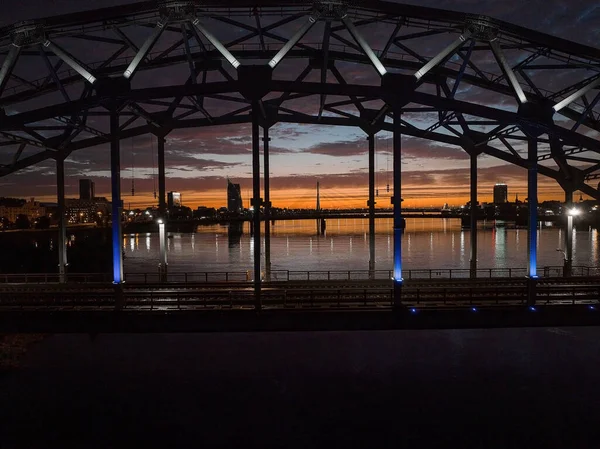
left=592, top=229, right=598, bottom=263
left=121, top=218, right=600, bottom=275
left=494, top=227, right=506, bottom=261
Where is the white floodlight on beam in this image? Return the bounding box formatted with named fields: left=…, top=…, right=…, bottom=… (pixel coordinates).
left=342, top=17, right=387, bottom=77
left=490, top=40, right=527, bottom=104
left=553, top=76, right=600, bottom=113
left=414, top=31, right=472, bottom=81
left=269, top=14, right=319, bottom=69
left=43, top=40, right=96, bottom=84
left=124, top=21, right=167, bottom=79
left=191, top=17, right=240, bottom=69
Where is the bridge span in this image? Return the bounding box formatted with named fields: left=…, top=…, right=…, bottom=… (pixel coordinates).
left=1, top=271, right=598, bottom=333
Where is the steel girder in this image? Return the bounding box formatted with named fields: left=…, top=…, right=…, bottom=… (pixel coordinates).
left=0, top=0, right=599, bottom=197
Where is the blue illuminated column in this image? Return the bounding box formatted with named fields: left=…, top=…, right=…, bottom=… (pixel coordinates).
left=110, top=110, right=123, bottom=284
left=392, top=109, right=403, bottom=302
left=527, top=138, right=538, bottom=278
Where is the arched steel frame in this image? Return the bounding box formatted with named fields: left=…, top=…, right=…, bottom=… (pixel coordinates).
left=1, top=0, right=599, bottom=303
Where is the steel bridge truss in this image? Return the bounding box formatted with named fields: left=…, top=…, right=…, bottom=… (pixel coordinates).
left=1, top=0, right=600, bottom=302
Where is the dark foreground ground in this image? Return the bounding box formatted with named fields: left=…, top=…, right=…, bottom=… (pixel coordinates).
left=1, top=328, right=600, bottom=448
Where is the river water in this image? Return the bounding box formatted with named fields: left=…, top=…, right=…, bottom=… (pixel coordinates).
left=122, top=218, right=600, bottom=275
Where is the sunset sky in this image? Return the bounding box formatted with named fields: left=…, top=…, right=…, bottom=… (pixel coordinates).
left=0, top=0, right=598, bottom=209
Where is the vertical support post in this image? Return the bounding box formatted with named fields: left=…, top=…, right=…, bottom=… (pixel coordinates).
left=527, top=138, right=538, bottom=304
left=157, top=134, right=168, bottom=280
left=470, top=152, right=478, bottom=278
left=56, top=156, right=68, bottom=283
left=392, top=109, right=403, bottom=307
left=158, top=219, right=166, bottom=281
left=110, top=110, right=123, bottom=284
left=564, top=189, right=573, bottom=277
left=251, top=101, right=262, bottom=311
left=368, top=133, right=376, bottom=280
left=263, top=126, right=271, bottom=282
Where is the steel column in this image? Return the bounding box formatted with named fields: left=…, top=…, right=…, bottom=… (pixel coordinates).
left=392, top=109, right=403, bottom=306
left=263, top=126, right=271, bottom=282
left=527, top=138, right=538, bottom=304
left=157, top=134, right=168, bottom=280
left=368, top=133, right=376, bottom=279
left=564, top=189, right=573, bottom=277
left=110, top=110, right=123, bottom=283
left=251, top=102, right=262, bottom=310
left=158, top=219, right=167, bottom=281
left=56, top=156, right=68, bottom=283
left=470, top=152, right=477, bottom=278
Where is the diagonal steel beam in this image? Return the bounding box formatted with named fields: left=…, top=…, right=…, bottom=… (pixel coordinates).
left=380, top=22, right=402, bottom=60
left=571, top=91, right=600, bottom=131
left=124, top=21, right=167, bottom=79
left=11, top=143, right=26, bottom=167
left=113, top=27, right=139, bottom=53
left=254, top=8, right=266, bottom=52
left=517, top=68, right=542, bottom=97
left=191, top=17, right=240, bottom=69
left=0, top=45, right=21, bottom=97
left=450, top=38, right=475, bottom=98
left=393, top=41, right=427, bottom=63
left=319, top=20, right=331, bottom=120
left=490, top=40, right=527, bottom=104
left=43, top=40, right=96, bottom=84
left=414, top=31, right=471, bottom=81
left=269, top=13, right=319, bottom=69
left=329, top=65, right=365, bottom=114
left=342, top=17, right=387, bottom=76
left=39, top=45, right=70, bottom=102
left=553, top=74, right=600, bottom=112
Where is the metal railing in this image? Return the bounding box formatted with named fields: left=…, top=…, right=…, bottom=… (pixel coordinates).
left=1, top=283, right=598, bottom=311
left=0, top=266, right=599, bottom=285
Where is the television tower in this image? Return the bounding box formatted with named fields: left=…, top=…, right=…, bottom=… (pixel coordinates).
left=316, top=182, right=320, bottom=212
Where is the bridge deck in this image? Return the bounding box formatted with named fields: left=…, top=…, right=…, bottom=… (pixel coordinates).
left=0, top=277, right=599, bottom=332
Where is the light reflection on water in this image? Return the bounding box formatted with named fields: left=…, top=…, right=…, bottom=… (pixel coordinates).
left=122, top=218, right=600, bottom=274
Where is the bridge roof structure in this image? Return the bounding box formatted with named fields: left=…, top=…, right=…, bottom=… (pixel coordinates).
left=0, top=0, right=599, bottom=197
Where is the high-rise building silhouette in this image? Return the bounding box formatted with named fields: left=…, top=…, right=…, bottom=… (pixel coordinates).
left=79, top=179, right=95, bottom=200
left=493, top=183, right=508, bottom=204
left=227, top=179, right=243, bottom=213
left=167, top=192, right=181, bottom=209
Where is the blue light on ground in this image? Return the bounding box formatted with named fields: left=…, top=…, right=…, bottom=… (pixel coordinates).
left=529, top=306, right=537, bottom=312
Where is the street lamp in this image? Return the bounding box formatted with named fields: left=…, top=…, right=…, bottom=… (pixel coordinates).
left=157, top=218, right=167, bottom=281
left=564, top=208, right=580, bottom=277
